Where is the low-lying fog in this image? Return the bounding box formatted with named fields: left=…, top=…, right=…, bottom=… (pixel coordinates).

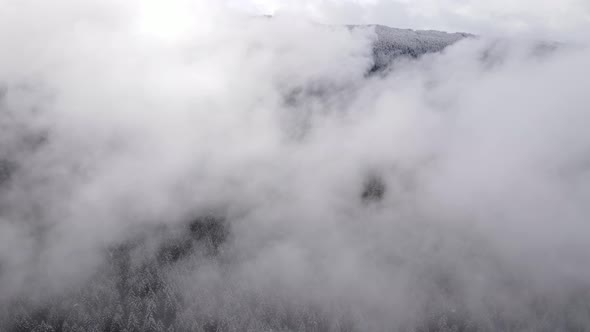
left=1, top=1, right=590, bottom=331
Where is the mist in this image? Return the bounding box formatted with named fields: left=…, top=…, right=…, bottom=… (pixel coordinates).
left=1, top=1, right=590, bottom=331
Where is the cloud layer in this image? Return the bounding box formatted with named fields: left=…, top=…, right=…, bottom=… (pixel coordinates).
left=1, top=1, right=590, bottom=330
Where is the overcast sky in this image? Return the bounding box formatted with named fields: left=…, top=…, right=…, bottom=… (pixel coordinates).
left=229, top=0, right=590, bottom=39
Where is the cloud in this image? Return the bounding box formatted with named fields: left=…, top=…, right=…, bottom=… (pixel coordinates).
left=1, top=0, right=590, bottom=330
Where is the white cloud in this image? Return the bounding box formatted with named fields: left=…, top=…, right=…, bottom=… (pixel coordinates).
left=2, top=0, right=590, bottom=329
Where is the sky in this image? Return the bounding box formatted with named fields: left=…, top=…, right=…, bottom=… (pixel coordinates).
left=230, top=0, right=590, bottom=39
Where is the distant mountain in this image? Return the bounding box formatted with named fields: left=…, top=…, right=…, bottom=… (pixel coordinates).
left=367, top=25, right=472, bottom=72
left=254, top=17, right=473, bottom=72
